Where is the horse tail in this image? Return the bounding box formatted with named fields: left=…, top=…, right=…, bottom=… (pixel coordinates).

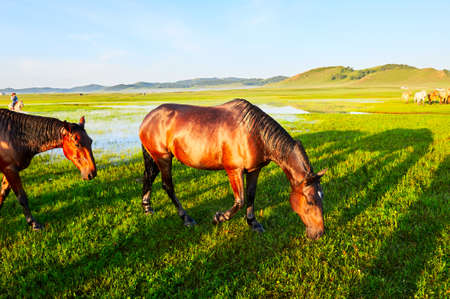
left=141, top=144, right=159, bottom=214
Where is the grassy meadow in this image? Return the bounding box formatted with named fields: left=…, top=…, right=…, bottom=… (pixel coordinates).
left=0, top=87, right=448, bottom=297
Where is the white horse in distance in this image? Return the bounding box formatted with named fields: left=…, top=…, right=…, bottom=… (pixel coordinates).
left=414, top=90, right=427, bottom=105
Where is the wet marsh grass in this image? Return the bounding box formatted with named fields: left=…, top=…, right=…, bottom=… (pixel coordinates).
left=0, top=91, right=448, bottom=297
left=2, top=86, right=450, bottom=114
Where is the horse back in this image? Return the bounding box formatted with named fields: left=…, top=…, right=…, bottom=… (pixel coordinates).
left=0, top=110, right=32, bottom=171
left=139, top=103, right=267, bottom=170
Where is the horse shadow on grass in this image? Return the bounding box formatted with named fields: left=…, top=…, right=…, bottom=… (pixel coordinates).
left=351, top=155, right=448, bottom=297
left=292, top=128, right=434, bottom=223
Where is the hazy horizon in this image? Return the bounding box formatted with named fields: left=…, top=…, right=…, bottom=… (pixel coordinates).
left=2, top=0, right=449, bottom=88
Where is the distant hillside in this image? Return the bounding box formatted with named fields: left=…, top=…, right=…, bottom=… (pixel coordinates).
left=272, top=64, right=450, bottom=88
left=4, top=65, right=450, bottom=93
left=0, top=76, right=288, bottom=94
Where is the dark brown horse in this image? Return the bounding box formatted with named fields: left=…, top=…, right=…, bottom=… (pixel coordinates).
left=139, top=99, right=327, bottom=240
left=0, top=109, right=97, bottom=230
left=427, top=90, right=440, bottom=104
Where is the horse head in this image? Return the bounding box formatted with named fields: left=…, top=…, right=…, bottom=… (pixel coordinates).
left=289, top=168, right=327, bottom=240
left=61, top=116, right=97, bottom=180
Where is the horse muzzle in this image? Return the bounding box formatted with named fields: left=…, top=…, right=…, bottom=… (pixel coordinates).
left=82, top=169, right=97, bottom=180
left=306, top=227, right=324, bottom=240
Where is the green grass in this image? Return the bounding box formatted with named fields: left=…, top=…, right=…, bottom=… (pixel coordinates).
left=0, top=89, right=448, bottom=297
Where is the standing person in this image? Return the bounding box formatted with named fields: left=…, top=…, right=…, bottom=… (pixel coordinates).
left=10, top=92, right=18, bottom=110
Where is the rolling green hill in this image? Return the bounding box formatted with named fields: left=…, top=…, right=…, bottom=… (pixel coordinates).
left=0, top=76, right=288, bottom=94
left=272, top=64, right=450, bottom=88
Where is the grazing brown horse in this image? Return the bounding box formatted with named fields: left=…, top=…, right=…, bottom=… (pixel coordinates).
left=427, top=90, right=440, bottom=104
left=139, top=99, right=327, bottom=240
left=0, top=109, right=97, bottom=230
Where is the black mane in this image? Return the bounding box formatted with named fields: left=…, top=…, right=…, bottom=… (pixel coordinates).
left=0, top=109, right=70, bottom=153
left=230, top=99, right=297, bottom=160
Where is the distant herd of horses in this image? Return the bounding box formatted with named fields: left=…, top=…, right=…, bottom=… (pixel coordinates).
left=401, top=87, right=450, bottom=105
left=0, top=99, right=327, bottom=240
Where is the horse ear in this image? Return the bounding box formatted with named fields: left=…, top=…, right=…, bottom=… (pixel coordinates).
left=305, top=175, right=315, bottom=185
left=304, top=169, right=328, bottom=185
left=317, top=168, right=328, bottom=178
left=79, top=116, right=85, bottom=128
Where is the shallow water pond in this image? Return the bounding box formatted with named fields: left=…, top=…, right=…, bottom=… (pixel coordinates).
left=34, top=102, right=316, bottom=159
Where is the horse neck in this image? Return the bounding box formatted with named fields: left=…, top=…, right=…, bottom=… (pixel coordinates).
left=17, top=115, right=65, bottom=154
left=35, top=130, right=64, bottom=153
left=272, top=141, right=313, bottom=189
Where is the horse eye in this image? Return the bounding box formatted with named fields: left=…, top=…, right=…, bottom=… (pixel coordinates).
left=73, top=138, right=81, bottom=147
left=306, top=197, right=315, bottom=205
left=72, top=135, right=81, bottom=146
left=317, top=191, right=323, bottom=199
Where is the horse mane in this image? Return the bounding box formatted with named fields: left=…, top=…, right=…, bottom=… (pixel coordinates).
left=229, top=99, right=297, bottom=160
left=0, top=109, right=68, bottom=153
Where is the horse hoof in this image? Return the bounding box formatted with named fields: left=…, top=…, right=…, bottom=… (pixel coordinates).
left=247, top=218, right=264, bottom=233
left=183, top=215, right=196, bottom=227
left=251, top=223, right=265, bottom=233
left=212, top=212, right=226, bottom=224
left=184, top=220, right=196, bottom=227
left=144, top=208, right=154, bottom=215
left=32, top=222, right=43, bottom=231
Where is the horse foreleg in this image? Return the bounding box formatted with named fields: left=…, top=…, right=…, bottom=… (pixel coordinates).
left=3, top=169, right=42, bottom=230
left=245, top=169, right=264, bottom=232
left=213, top=169, right=244, bottom=224
left=0, top=175, right=12, bottom=210
left=157, top=155, right=196, bottom=227
left=142, top=145, right=160, bottom=214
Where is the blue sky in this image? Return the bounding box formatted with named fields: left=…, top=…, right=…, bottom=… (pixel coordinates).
left=1, top=0, right=449, bottom=88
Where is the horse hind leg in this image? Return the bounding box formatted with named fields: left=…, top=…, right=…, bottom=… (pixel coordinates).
left=245, top=170, right=264, bottom=232
left=157, top=155, right=196, bottom=227
left=213, top=169, right=245, bottom=225
left=142, top=145, right=160, bottom=214
left=0, top=175, right=12, bottom=210
left=3, top=169, right=41, bottom=230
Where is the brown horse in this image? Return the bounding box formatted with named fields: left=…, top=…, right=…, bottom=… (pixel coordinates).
left=139, top=99, right=327, bottom=240
left=0, top=109, right=97, bottom=230
left=427, top=90, right=440, bottom=104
